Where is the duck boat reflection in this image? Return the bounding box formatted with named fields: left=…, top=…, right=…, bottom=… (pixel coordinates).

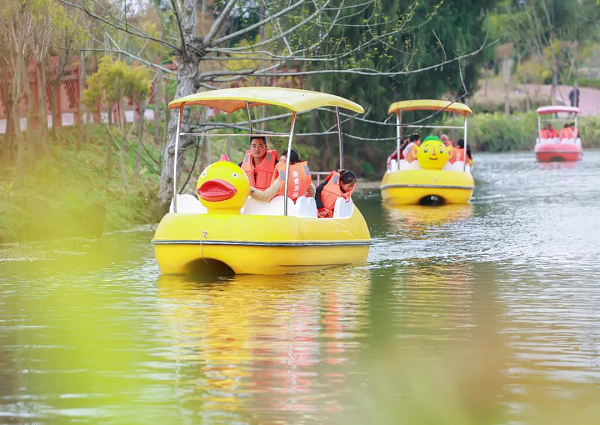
left=380, top=100, right=475, bottom=205
left=534, top=106, right=582, bottom=162
left=152, top=88, right=371, bottom=275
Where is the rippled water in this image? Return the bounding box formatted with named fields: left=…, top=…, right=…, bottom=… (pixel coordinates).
left=1, top=152, right=600, bottom=424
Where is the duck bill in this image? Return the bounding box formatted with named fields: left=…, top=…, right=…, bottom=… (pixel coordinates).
left=197, top=179, right=237, bottom=202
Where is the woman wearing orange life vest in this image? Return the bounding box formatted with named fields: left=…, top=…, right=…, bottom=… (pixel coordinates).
left=451, top=139, right=474, bottom=166
left=249, top=150, right=315, bottom=202
left=240, top=136, right=279, bottom=190
left=315, top=169, right=357, bottom=218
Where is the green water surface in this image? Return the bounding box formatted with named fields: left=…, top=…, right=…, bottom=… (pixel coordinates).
left=1, top=152, right=600, bottom=424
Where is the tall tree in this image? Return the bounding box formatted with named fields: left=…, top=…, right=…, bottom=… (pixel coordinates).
left=63, top=0, right=494, bottom=211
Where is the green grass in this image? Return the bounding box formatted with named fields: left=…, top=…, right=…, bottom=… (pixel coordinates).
left=0, top=125, right=162, bottom=243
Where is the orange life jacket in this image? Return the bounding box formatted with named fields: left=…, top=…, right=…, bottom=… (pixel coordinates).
left=241, top=150, right=278, bottom=190
left=559, top=127, right=574, bottom=140
left=276, top=161, right=312, bottom=201
left=539, top=129, right=550, bottom=139
left=404, top=143, right=418, bottom=162
left=320, top=171, right=355, bottom=218
left=451, top=148, right=466, bottom=163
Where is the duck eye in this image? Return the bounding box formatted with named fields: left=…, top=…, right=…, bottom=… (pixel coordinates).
left=232, top=172, right=239, bottom=178
left=201, top=171, right=207, bottom=178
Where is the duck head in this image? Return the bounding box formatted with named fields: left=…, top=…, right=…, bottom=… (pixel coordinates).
left=417, top=136, right=450, bottom=170
left=196, top=156, right=250, bottom=214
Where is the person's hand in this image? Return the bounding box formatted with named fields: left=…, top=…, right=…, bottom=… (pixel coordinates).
left=318, top=208, right=328, bottom=218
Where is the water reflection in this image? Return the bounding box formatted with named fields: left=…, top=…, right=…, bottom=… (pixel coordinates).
left=383, top=204, right=474, bottom=234
left=155, top=268, right=372, bottom=423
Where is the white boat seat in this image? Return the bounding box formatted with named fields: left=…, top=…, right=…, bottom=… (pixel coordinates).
left=399, top=159, right=421, bottom=171
left=389, top=159, right=399, bottom=172
left=295, top=196, right=318, bottom=218
left=242, top=195, right=299, bottom=216
left=169, top=194, right=207, bottom=214
left=332, top=197, right=354, bottom=219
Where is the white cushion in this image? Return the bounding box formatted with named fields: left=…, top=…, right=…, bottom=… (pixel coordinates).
left=332, top=198, right=354, bottom=219
left=242, top=195, right=298, bottom=216
left=296, top=196, right=318, bottom=218
left=399, top=159, right=421, bottom=170
left=169, top=194, right=207, bottom=214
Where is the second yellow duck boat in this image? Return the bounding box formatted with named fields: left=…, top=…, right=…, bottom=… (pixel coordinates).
left=380, top=100, right=475, bottom=205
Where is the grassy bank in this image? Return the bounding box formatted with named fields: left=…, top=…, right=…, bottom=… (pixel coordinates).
left=0, top=125, right=162, bottom=243
left=448, top=112, right=600, bottom=152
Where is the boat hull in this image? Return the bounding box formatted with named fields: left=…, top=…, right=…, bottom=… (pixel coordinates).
left=380, top=169, right=474, bottom=206
left=152, top=209, right=371, bottom=275
left=534, top=143, right=582, bottom=162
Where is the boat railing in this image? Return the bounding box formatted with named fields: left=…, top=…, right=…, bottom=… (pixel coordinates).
left=311, top=171, right=332, bottom=186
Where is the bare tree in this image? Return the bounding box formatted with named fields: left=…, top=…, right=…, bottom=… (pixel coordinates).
left=61, top=0, right=491, bottom=213
left=0, top=0, right=36, bottom=186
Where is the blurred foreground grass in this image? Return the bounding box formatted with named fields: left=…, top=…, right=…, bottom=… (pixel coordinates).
left=0, top=125, right=160, bottom=242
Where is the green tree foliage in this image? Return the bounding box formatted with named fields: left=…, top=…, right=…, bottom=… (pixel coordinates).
left=300, top=0, right=497, bottom=174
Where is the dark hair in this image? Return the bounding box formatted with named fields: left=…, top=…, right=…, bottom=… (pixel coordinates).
left=409, top=134, right=420, bottom=143
left=338, top=169, right=357, bottom=185
left=280, top=149, right=300, bottom=164
left=456, top=139, right=465, bottom=148
left=563, top=123, right=569, bottom=128
left=250, top=136, right=266, bottom=145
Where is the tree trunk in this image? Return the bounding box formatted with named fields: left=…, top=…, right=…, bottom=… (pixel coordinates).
left=37, top=63, right=49, bottom=155
left=135, top=99, right=146, bottom=177
left=502, top=57, right=513, bottom=115
left=4, top=104, right=15, bottom=162
left=50, top=83, right=58, bottom=138
left=77, top=53, right=86, bottom=152
left=153, top=71, right=161, bottom=146
left=156, top=58, right=201, bottom=213
left=13, top=101, right=25, bottom=188
left=22, top=65, right=35, bottom=161
left=550, top=56, right=559, bottom=104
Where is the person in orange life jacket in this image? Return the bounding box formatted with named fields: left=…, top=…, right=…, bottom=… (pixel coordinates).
left=249, top=150, right=315, bottom=202
left=540, top=123, right=559, bottom=139
left=387, top=137, right=410, bottom=165
left=440, top=134, right=453, bottom=147
left=559, top=123, right=575, bottom=140
left=569, top=122, right=579, bottom=138
left=315, top=169, right=357, bottom=218
left=454, top=139, right=473, bottom=166
left=403, top=134, right=421, bottom=162
left=239, top=136, right=279, bottom=190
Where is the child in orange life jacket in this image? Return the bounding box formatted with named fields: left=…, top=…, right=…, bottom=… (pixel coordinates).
left=239, top=136, right=278, bottom=190
left=454, top=139, right=474, bottom=166
left=315, top=169, right=357, bottom=218
left=249, top=150, right=315, bottom=202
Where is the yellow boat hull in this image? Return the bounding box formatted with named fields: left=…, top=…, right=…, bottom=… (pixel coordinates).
left=152, top=209, right=371, bottom=275
left=380, top=169, right=474, bottom=205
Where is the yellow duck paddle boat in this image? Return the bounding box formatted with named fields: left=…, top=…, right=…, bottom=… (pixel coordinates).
left=380, top=100, right=475, bottom=205
left=152, top=87, right=371, bottom=275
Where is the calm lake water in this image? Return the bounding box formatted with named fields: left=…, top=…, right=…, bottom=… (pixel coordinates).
left=1, top=152, right=600, bottom=424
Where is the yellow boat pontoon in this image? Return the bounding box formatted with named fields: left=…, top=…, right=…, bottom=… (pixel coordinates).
left=380, top=100, right=475, bottom=205
left=152, top=87, right=371, bottom=275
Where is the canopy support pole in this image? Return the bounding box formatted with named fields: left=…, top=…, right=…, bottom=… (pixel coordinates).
left=463, top=115, right=468, bottom=172
left=396, top=113, right=402, bottom=169
left=172, top=105, right=184, bottom=213
left=283, top=112, right=297, bottom=216
left=246, top=101, right=253, bottom=134
left=335, top=107, right=343, bottom=169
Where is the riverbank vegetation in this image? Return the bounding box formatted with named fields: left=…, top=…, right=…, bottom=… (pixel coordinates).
left=0, top=125, right=161, bottom=242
